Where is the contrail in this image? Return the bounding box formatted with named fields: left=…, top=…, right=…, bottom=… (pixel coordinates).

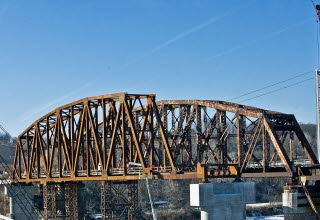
left=205, top=17, right=314, bottom=62
left=21, top=81, right=94, bottom=122
left=122, top=2, right=253, bottom=68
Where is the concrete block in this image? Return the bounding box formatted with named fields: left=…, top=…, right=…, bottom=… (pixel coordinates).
left=190, top=182, right=256, bottom=220
left=282, top=192, right=298, bottom=212
left=190, top=184, right=201, bottom=206
left=190, top=182, right=256, bottom=207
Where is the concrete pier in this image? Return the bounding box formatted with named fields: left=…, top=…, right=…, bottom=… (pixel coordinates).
left=283, top=185, right=320, bottom=220
left=6, top=185, right=37, bottom=220
left=190, top=182, right=256, bottom=220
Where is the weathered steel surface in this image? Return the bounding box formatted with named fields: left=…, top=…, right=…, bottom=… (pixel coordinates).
left=12, top=93, right=319, bottom=183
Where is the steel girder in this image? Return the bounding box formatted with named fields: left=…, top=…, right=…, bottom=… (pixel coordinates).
left=12, top=93, right=319, bottom=183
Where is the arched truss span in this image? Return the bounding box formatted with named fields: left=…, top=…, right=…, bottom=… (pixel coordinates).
left=13, top=93, right=319, bottom=183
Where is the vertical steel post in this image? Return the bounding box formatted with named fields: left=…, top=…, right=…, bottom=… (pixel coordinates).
left=162, top=105, right=168, bottom=169
left=220, top=111, right=227, bottom=164
left=289, top=131, right=294, bottom=161
left=216, top=111, right=222, bottom=164
left=316, top=69, right=320, bottom=160
left=186, top=106, right=192, bottom=161
left=196, top=106, right=202, bottom=163
left=237, top=114, right=246, bottom=167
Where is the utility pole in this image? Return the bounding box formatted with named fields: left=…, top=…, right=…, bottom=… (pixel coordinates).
left=316, top=69, right=320, bottom=160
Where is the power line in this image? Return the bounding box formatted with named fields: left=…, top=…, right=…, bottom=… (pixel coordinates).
left=238, top=77, right=314, bottom=103
left=122, top=2, right=254, bottom=69
left=227, top=70, right=313, bottom=101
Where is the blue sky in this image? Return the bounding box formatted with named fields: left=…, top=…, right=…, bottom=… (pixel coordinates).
left=0, top=0, right=319, bottom=136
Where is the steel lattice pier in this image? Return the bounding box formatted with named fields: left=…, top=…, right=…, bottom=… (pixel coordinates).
left=101, top=180, right=138, bottom=220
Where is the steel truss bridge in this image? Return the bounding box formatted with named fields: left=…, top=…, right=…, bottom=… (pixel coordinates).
left=10, top=92, right=320, bottom=219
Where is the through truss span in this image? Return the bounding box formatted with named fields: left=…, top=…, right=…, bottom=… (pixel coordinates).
left=12, top=92, right=319, bottom=183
